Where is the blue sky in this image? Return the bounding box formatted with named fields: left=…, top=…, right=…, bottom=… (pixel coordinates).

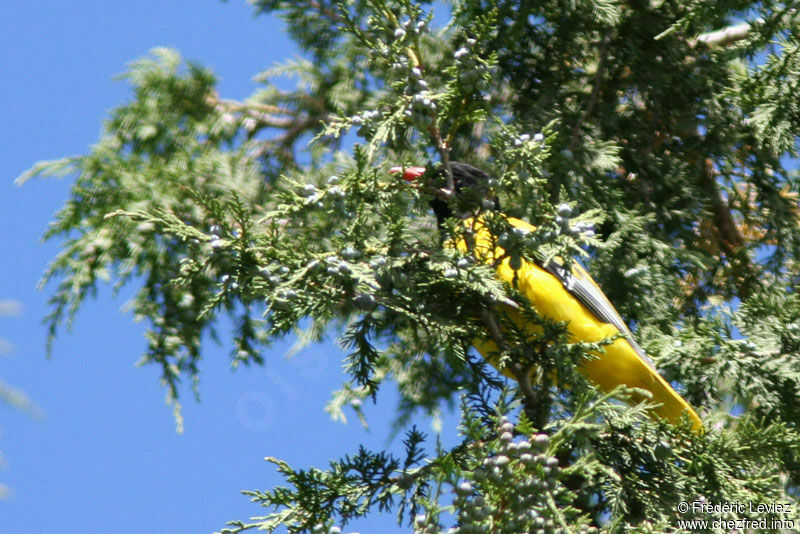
left=1, top=2, right=459, bottom=532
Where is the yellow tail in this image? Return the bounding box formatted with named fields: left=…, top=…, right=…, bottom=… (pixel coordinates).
left=455, top=216, right=703, bottom=432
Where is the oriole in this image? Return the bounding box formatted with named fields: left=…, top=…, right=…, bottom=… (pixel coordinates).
left=392, top=161, right=702, bottom=432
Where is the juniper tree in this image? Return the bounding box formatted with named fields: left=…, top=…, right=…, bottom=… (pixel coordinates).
left=18, top=0, right=800, bottom=532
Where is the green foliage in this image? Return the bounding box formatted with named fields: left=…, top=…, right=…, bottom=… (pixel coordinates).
left=19, top=0, right=800, bottom=532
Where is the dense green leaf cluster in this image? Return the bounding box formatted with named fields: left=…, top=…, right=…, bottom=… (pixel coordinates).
left=20, top=0, right=800, bottom=532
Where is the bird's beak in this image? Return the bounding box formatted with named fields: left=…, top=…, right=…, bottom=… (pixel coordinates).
left=389, top=166, right=427, bottom=183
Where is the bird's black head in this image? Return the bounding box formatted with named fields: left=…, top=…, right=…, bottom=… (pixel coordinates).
left=392, top=161, right=500, bottom=226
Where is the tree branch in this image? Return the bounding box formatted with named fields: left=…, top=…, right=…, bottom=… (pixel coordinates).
left=479, top=308, right=547, bottom=428
left=692, top=22, right=754, bottom=48
left=569, top=32, right=612, bottom=152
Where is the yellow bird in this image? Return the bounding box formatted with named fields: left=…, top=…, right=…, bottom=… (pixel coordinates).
left=392, top=162, right=702, bottom=432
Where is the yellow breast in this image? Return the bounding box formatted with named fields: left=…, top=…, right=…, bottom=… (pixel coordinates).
left=453, top=216, right=702, bottom=431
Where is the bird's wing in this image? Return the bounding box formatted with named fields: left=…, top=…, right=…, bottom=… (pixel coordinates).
left=541, top=258, right=656, bottom=371
left=505, top=218, right=656, bottom=371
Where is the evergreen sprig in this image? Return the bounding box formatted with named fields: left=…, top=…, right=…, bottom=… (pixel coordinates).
left=20, top=0, right=800, bottom=532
